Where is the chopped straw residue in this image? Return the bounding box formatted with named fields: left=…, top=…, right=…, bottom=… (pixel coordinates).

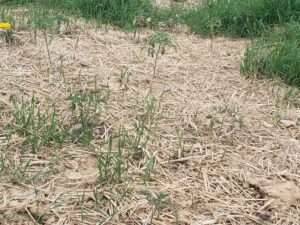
left=0, top=20, right=300, bottom=225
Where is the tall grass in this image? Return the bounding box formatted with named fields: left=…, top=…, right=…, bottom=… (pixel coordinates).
left=241, top=23, right=300, bottom=88
left=0, top=0, right=190, bottom=30
left=186, top=0, right=300, bottom=37
left=0, top=0, right=158, bottom=30
left=2, top=0, right=300, bottom=36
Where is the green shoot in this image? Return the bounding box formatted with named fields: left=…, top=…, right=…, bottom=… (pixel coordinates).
left=147, top=31, right=178, bottom=77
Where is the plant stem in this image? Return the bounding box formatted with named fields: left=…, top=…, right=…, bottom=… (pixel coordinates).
left=44, top=30, right=52, bottom=67
left=153, top=45, right=161, bottom=77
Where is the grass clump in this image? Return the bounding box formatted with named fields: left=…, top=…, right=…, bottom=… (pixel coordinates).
left=97, top=133, right=128, bottom=186
left=8, top=88, right=108, bottom=153
left=186, top=0, right=300, bottom=37
left=60, top=0, right=156, bottom=30
left=10, top=96, right=66, bottom=153
left=241, top=23, right=300, bottom=88
left=67, top=89, right=108, bottom=146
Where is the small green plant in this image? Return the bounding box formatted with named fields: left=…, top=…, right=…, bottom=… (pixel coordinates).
left=11, top=96, right=65, bottom=153
left=0, top=149, right=50, bottom=184
left=93, top=187, right=100, bottom=208
left=67, top=89, right=109, bottom=146
left=211, top=106, right=244, bottom=130
left=97, top=132, right=128, bottom=185
left=133, top=15, right=151, bottom=41
left=208, top=18, right=221, bottom=50
left=6, top=156, right=30, bottom=184
left=140, top=189, right=177, bottom=224
left=170, top=130, right=185, bottom=160
left=273, top=108, right=282, bottom=126
left=3, top=28, right=13, bottom=43
left=130, top=94, right=164, bottom=159
left=118, top=68, right=131, bottom=87
left=206, top=105, right=244, bottom=146
left=143, top=154, right=156, bottom=182
left=0, top=156, right=5, bottom=174
left=147, top=31, right=178, bottom=76
left=174, top=130, right=184, bottom=160
left=76, top=191, right=87, bottom=223
left=283, top=87, right=300, bottom=103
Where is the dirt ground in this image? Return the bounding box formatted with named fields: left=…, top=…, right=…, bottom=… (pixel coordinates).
left=1, top=19, right=300, bottom=225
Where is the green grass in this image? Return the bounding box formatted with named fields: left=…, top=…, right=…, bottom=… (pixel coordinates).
left=58, top=0, right=155, bottom=29
left=241, top=23, right=300, bottom=88
left=186, top=0, right=300, bottom=37
left=2, top=0, right=300, bottom=37
left=7, top=87, right=108, bottom=154
left=67, top=89, right=109, bottom=146
left=10, top=96, right=66, bottom=153
left=97, top=133, right=128, bottom=185
left=0, top=0, right=157, bottom=30
left=0, top=0, right=190, bottom=32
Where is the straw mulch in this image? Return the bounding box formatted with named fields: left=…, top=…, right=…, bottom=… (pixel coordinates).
left=0, top=20, right=300, bottom=225
left=154, top=0, right=200, bottom=7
